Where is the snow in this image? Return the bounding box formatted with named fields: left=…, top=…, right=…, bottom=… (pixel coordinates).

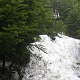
left=23, top=34, right=80, bottom=80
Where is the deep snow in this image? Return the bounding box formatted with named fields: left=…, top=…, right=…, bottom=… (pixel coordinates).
left=23, top=34, right=80, bottom=80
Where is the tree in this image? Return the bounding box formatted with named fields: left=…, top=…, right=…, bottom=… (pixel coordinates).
left=0, top=0, right=54, bottom=79
left=51, top=0, right=73, bottom=21
left=53, top=20, right=66, bottom=34
left=66, top=0, right=80, bottom=38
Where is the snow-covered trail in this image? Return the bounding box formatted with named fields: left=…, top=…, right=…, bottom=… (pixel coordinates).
left=23, top=34, right=80, bottom=80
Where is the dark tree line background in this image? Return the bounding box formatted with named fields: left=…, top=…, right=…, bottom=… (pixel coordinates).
left=0, top=0, right=80, bottom=80
left=51, top=0, right=80, bottom=38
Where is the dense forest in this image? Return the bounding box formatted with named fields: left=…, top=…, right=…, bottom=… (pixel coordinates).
left=51, top=0, right=80, bottom=38
left=0, top=0, right=80, bottom=80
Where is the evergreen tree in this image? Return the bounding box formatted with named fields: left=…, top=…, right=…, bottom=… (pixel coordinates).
left=51, top=0, right=73, bottom=21
left=0, top=0, right=54, bottom=79
left=66, top=0, right=80, bottom=38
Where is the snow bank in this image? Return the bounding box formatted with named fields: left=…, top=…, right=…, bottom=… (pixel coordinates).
left=23, top=34, right=80, bottom=80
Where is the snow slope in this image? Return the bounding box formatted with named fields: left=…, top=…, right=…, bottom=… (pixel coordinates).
left=23, top=34, right=80, bottom=80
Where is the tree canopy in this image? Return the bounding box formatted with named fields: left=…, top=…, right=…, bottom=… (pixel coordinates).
left=0, top=0, right=54, bottom=79
left=66, top=0, right=80, bottom=38
left=51, top=0, right=80, bottom=38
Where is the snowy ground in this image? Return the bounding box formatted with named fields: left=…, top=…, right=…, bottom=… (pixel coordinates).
left=23, top=34, right=80, bottom=80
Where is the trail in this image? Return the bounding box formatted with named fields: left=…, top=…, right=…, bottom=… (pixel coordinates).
left=23, top=34, right=80, bottom=80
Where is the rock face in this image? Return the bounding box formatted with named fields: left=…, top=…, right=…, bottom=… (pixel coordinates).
left=23, top=34, right=80, bottom=80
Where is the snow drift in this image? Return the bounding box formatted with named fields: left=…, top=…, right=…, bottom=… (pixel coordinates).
left=23, top=34, right=80, bottom=80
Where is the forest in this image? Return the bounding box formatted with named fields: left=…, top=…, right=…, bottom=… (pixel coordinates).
left=0, top=0, right=80, bottom=80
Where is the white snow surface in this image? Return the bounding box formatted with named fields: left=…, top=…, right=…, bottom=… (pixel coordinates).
left=23, top=34, right=80, bottom=80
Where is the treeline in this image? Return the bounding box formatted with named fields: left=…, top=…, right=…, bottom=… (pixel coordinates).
left=51, top=0, right=80, bottom=38
left=66, top=0, right=80, bottom=38
left=0, top=0, right=54, bottom=80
